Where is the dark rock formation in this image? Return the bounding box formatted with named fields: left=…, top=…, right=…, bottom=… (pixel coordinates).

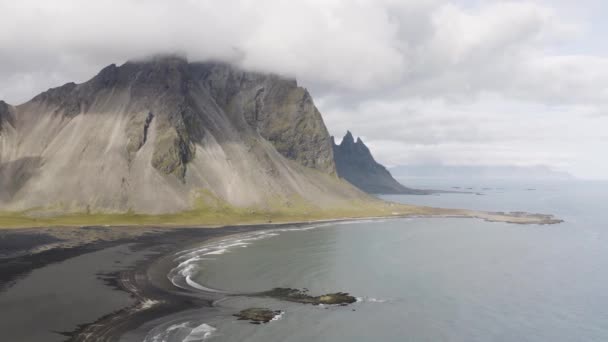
left=0, top=55, right=366, bottom=213
left=191, top=62, right=336, bottom=174
left=332, top=131, right=427, bottom=194
left=256, top=287, right=357, bottom=305
left=234, top=308, right=282, bottom=324
left=234, top=288, right=357, bottom=325
left=26, top=56, right=336, bottom=179
left=0, top=101, right=15, bottom=132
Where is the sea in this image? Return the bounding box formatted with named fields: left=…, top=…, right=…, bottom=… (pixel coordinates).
left=150, top=179, right=608, bottom=342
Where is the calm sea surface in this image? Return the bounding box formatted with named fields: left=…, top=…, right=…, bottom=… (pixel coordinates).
left=153, top=180, right=608, bottom=342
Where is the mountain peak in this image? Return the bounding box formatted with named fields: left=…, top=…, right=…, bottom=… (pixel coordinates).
left=341, top=131, right=355, bottom=145
left=333, top=130, right=422, bottom=194
left=0, top=57, right=345, bottom=213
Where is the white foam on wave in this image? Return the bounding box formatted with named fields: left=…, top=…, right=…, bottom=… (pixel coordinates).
left=147, top=322, right=216, bottom=342
left=185, top=275, right=224, bottom=293
left=367, top=297, right=387, bottom=303
left=176, top=257, right=207, bottom=270
left=184, top=323, right=217, bottom=341
left=175, top=247, right=209, bottom=258
left=356, top=296, right=388, bottom=304
left=147, top=322, right=188, bottom=342
left=139, top=299, right=161, bottom=310
left=168, top=222, right=347, bottom=292
left=203, top=248, right=227, bottom=255
left=178, top=264, right=196, bottom=277
left=271, top=311, right=285, bottom=321
left=222, top=241, right=250, bottom=248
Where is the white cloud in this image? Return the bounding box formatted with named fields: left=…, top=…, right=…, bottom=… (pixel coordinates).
left=323, top=94, right=608, bottom=178
left=0, top=0, right=606, bottom=178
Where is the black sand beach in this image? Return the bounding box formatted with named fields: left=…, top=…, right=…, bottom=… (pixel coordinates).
left=0, top=211, right=563, bottom=341
left=0, top=225, right=270, bottom=341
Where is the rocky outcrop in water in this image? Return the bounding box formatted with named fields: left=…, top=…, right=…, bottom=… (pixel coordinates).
left=0, top=55, right=366, bottom=214
left=235, top=288, right=357, bottom=325
left=257, top=287, right=357, bottom=305
left=234, top=308, right=282, bottom=324
left=332, top=131, right=426, bottom=194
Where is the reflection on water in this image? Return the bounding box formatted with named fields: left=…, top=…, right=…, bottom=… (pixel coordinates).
left=157, top=180, right=608, bottom=342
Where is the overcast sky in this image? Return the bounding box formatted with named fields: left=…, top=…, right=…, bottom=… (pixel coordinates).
left=1, top=0, right=607, bottom=179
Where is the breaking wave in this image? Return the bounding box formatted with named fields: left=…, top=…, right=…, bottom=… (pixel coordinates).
left=146, top=322, right=216, bottom=342
left=167, top=222, right=345, bottom=293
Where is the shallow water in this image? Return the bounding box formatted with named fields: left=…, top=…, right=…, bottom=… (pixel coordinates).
left=0, top=244, right=148, bottom=342
left=160, top=180, right=608, bottom=341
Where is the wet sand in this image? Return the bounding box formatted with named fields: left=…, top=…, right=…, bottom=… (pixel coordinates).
left=0, top=226, right=267, bottom=341
left=0, top=243, right=145, bottom=341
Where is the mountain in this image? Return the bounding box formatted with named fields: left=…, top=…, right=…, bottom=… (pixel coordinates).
left=332, top=132, right=426, bottom=194
left=0, top=56, right=369, bottom=214
left=0, top=101, right=15, bottom=132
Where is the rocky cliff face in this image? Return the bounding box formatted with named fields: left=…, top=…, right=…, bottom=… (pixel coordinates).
left=333, top=131, right=425, bottom=194
left=0, top=101, right=15, bottom=132
left=195, top=64, right=336, bottom=174
left=0, top=56, right=364, bottom=214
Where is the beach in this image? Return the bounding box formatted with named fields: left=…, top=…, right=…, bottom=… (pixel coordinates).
left=0, top=225, right=269, bottom=341
left=0, top=206, right=564, bottom=341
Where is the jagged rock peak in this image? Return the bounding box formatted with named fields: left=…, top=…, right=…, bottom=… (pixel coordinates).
left=337, top=131, right=366, bottom=148
left=341, top=130, right=355, bottom=145
left=334, top=131, right=374, bottom=162
left=333, top=130, right=422, bottom=195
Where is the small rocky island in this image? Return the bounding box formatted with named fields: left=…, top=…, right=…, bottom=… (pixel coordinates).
left=234, top=288, right=358, bottom=324
left=234, top=308, right=283, bottom=324
left=258, top=287, right=357, bottom=305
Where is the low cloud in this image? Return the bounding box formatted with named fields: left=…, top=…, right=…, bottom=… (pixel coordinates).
left=1, top=0, right=606, bottom=178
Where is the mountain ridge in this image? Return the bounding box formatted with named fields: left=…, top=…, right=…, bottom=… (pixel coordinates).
left=332, top=131, right=426, bottom=194
left=0, top=56, right=368, bottom=214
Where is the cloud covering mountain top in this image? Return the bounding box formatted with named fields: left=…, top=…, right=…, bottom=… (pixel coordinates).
left=1, top=0, right=607, bottom=178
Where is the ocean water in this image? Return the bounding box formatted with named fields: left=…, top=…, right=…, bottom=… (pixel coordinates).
left=158, top=180, right=608, bottom=342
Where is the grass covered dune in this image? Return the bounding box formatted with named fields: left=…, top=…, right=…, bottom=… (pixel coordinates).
left=0, top=198, right=562, bottom=229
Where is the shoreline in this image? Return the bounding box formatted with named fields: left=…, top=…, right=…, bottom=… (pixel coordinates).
left=0, top=210, right=563, bottom=290
left=0, top=213, right=563, bottom=341
left=0, top=225, right=268, bottom=341
left=64, top=221, right=372, bottom=341
left=0, top=200, right=563, bottom=230
left=0, top=207, right=564, bottom=232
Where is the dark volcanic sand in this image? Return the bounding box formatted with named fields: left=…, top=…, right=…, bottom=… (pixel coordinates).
left=0, top=244, right=146, bottom=341
left=0, top=213, right=562, bottom=341
left=0, top=226, right=269, bottom=342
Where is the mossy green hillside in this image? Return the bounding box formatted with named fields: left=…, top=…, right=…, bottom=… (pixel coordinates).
left=0, top=197, right=427, bottom=229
